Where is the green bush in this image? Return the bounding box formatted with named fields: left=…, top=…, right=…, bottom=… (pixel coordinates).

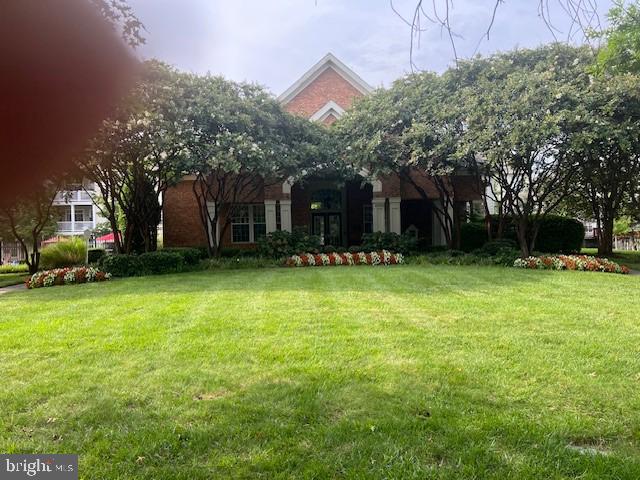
left=40, top=237, right=87, bottom=269
left=535, top=215, right=585, bottom=253
left=101, top=251, right=186, bottom=277
left=361, top=232, right=418, bottom=254
left=479, top=239, right=518, bottom=256
left=100, top=254, right=142, bottom=277
left=162, top=247, right=203, bottom=265
left=257, top=227, right=321, bottom=258
left=0, top=263, right=29, bottom=274
left=407, top=248, right=520, bottom=267
left=460, top=222, right=488, bottom=252
left=138, top=251, right=183, bottom=275
left=88, top=248, right=106, bottom=264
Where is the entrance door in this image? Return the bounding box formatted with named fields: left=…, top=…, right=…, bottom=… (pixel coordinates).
left=312, top=213, right=341, bottom=246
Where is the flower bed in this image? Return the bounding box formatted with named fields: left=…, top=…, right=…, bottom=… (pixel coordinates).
left=27, top=266, right=111, bottom=289
left=286, top=250, right=404, bottom=267
left=513, top=255, right=629, bottom=274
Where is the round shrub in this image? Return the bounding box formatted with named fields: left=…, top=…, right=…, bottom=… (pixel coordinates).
left=138, top=251, right=183, bottom=275
left=480, top=239, right=518, bottom=256
left=40, top=237, right=87, bottom=269
left=101, top=254, right=142, bottom=277
left=535, top=215, right=585, bottom=254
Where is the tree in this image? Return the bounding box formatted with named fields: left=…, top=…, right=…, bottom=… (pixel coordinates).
left=562, top=74, right=640, bottom=254
left=91, top=0, right=145, bottom=47
left=78, top=61, right=189, bottom=254
left=336, top=72, right=471, bottom=249
left=0, top=182, right=61, bottom=274
left=458, top=45, right=592, bottom=256
left=593, top=0, right=640, bottom=75
left=183, top=76, right=323, bottom=257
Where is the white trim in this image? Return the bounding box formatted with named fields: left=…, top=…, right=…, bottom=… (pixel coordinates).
left=278, top=53, right=373, bottom=105
left=372, top=198, right=386, bottom=233
left=280, top=199, right=292, bottom=232
left=309, top=100, right=346, bottom=122
left=264, top=200, right=277, bottom=234
left=389, top=197, right=402, bottom=234
left=282, top=178, right=293, bottom=195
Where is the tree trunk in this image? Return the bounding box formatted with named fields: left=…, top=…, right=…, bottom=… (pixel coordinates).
left=598, top=215, right=614, bottom=255
left=516, top=218, right=530, bottom=258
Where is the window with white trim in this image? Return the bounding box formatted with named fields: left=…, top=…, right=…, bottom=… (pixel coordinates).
left=231, top=204, right=266, bottom=243
left=363, top=204, right=373, bottom=234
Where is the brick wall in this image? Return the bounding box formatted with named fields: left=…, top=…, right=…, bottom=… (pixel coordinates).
left=284, top=67, right=364, bottom=118
left=163, top=179, right=208, bottom=248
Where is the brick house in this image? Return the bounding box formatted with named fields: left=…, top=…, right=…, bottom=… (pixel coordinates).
left=163, top=53, right=480, bottom=250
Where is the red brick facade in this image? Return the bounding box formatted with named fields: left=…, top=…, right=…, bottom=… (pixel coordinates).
left=284, top=67, right=364, bottom=118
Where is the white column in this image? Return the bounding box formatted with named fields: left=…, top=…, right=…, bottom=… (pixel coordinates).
left=431, top=200, right=446, bottom=246
left=372, top=197, right=386, bottom=233
left=280, top=199, right=292, bottom=232
left=389, top=197, right=401, bottom=234
left=70, top=204, right=76, bottom=233
left=264, top=200, right=277, bottom=233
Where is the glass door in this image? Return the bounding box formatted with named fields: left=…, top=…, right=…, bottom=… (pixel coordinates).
left=312, top=213, right=341, bottom=246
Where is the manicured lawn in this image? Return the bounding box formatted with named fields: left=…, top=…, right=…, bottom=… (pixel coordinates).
left=0, top=273, right=28, bottom=288
left=1, top=266, right=639, bottom=479
left=582, top=248, right=640, bottom=271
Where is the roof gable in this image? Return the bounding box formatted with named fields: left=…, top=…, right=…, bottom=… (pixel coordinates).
left=278, top=53, right=373, bottom=105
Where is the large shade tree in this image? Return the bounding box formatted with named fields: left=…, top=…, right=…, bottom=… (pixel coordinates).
left=562, top=74, right=640, bottom=254
left=78, top=60, right=189, bottom=253
left=457, top=45, right=592, bottom=256
left=335, top=72, right=471, bottom=249
left=183, top=76, right=326, bottom=257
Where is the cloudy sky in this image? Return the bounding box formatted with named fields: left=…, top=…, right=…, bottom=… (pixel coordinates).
left=128, top=0, right=614, bottom=95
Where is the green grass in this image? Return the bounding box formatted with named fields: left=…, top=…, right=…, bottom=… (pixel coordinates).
left=582, top=248, right=640, bottom=270
left=1, top=266, right=639, bottom=479
left=0, top=273, right=28, bottom=288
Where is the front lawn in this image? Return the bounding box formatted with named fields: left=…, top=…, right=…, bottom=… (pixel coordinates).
left=1, top=266, right=639, bottom=479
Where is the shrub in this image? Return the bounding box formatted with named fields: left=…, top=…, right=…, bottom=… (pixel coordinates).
left=40, top=237, right=87, bottom=269
left=406, top=247, right=520, bottom=267
left=479, top=239, right=518, bottom=256
left=361, top=232, right=418, bottom=255
left=100, top=254, right=142, bottom=277
left=257, top=227, right=321, bottom=258
left=0, top=263, right=29, bottom=274
left=287, top=250, right=404, bottom=267
left=27, top=266, right=110, bottom=289
left=460, top=222, right=487, bottom=252
left=87, top=248, right=106, bottom=264
left=162, top=247, right=203, bottom=266
left=535, top=215, right=585, bottom=254
left=138, top=252, right=183, bottom=275
left=514, top=255, right=628, bottom=274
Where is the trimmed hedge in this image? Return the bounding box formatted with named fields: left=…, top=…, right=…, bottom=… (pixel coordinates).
left=101, top=251, right=183, bottom=277
left=461, top=215, right=585, bottom=254
left=161, top=247, right=203, bottom=266
left=361, top=232, right=418, bottom=255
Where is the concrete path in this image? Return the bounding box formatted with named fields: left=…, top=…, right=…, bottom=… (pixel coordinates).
left=0, top=283, right=27, bottom=295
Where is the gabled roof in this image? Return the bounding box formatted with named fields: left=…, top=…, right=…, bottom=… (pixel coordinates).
left=278, top=53, right=373, bottom=105
left=309, top=100, right=345, bottom=122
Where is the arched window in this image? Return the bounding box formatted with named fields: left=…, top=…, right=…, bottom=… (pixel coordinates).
left=310, top=189, right=342, bottom=211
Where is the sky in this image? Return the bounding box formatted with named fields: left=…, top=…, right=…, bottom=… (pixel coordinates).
left=128, top=0, right=614, bottom=95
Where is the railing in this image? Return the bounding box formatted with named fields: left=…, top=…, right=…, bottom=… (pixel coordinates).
left=54, top=190, right=93, bottom=204
left=56, top=221, right=94, bottom=233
